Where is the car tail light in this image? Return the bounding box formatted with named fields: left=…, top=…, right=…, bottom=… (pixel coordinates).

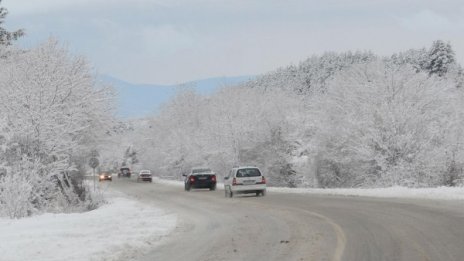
left=189, top=176, right=195, bottom=183
left=211, top=175, right=216, bottom=182
left=232, top=177, right=237, bottom=186
left=257, top=176, right=266, bottom=184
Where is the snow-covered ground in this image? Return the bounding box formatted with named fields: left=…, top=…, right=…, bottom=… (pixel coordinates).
left=3, top=178, right=462, bottom=261
left=155, top=177, right=184, bottom=187
left=268, top=186, right=464, bottom=200
left=0, top=190, right=177, bottom=261
left=156, top=178, right=464, bottom=201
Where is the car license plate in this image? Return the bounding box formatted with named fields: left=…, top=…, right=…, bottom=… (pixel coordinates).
left=198, top=177, right=207, bottom=180
left=243, top=180, right=254, bottom=184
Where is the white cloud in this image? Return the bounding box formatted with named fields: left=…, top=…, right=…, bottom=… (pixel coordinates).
left=3, top=0, right=160, bottom=15
left=4, top=0, right=464, bottom=84
left=3, top=0, right=231, bottom=15
left=398, top=9, right=454, bottom=31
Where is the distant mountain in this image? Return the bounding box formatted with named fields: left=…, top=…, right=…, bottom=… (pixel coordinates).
left=98, top=75, right=253, bottom=118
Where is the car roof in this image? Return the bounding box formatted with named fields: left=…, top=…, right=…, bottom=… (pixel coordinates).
left=192, top=167, right=211, bottom=170
left=191, top=167, right=213, bottom=172
left=233, top=166, right=260, bottom=170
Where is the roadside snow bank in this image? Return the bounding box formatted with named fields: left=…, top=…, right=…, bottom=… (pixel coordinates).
left=0, top=195, right=177, bottom=261
left=154, top=177, right=464, bottom=200
left=268, top=186, right=464, bottom=200
left=155, top=177, right=184, bottom=187
left=154, top=177, right=225, bottom=188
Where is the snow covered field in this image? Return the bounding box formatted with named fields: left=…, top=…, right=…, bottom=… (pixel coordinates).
left=156, top=178, right=464, bottom=201
left=0, top=190, right=177, bottom=261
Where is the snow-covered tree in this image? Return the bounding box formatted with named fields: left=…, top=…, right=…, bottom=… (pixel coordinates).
left=246, top=51, right=376, bottom=95
left=425, top=40, right=455, bottom=77
left=0, top=40, right=114, bottom=218
left=389, top=48, right=429, bottom=72
left=311, top=61, right=464, bottom=187
left=127, top=41, right=463, bottom=189
left=129, top=83, right=311, bottom=186
left=0, top=1, right=23, bottom=46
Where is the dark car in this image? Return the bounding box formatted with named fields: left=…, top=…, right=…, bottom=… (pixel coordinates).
left=118, top=167, right=131, bottom=178
left=137, top=170, right=153, bottom=183
left=183, top=168, right=216, bottom=191
left=99, top=172, right=112, bottom=182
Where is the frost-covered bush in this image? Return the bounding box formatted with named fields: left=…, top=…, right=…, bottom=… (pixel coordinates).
left=311, top=61, right=464, bottom=187
left=0, top=40, right=114, bottom=218
left=0, top=171, right=33, bottom=219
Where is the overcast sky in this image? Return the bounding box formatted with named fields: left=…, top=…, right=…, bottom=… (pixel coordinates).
left=3, top=0, right=464, bottom=85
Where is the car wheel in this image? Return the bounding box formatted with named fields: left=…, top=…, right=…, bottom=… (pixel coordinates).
left=261, top=190, right=266, bottom=196
left=256, top=191, right=260, bottom=197
left=228, top=187, right=233, bottom=198
left=186, top=185, right=191, bottom=191
left=210, top=185, right=216, bottom=191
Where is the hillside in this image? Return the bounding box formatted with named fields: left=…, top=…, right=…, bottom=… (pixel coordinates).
left=99, top=75, right=253, bottom=118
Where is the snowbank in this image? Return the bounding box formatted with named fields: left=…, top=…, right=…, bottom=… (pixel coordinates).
left=0, top=194, right=177, bottom=261
left=268, top=186, right=464, bottom=201
left=154, top=177, right=184, bottom=187
left=155, top=178, right=464, bottom=201
left=154, top=177, right=225, bottom=188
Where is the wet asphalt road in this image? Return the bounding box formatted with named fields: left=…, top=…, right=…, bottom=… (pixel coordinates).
left=111, top=179, right=464, bottom=261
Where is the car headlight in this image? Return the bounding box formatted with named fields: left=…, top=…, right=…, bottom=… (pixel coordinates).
left=100, top=175, right=104, bottom=179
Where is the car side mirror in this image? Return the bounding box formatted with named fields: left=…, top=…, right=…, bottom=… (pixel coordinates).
left=182, top=174, right=187, bottom=177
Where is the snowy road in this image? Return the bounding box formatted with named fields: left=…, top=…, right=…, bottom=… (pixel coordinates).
left=112, top=179, right=464, bottom=261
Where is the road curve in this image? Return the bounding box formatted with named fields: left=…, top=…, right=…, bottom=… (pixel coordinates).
left=111, top=179, right=464, bottom=261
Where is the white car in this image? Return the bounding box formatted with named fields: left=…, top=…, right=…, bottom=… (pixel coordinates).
left=224, top=166, right=266, bottom=197
left=137, top=170, right=153, bottom=183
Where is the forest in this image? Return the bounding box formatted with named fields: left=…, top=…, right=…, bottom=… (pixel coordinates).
left=116, top=40, right=464, bottom=189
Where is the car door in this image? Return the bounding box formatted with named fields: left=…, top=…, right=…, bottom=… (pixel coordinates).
left=224, top=170, right=232, bottom=187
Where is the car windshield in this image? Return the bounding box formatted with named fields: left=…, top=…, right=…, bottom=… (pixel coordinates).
left=192, top=168, right=212, bottom=174
left=236, top=168, right=261, bottom=177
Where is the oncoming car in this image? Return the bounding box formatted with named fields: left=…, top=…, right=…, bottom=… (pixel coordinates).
left=118, top=167, right=131, bottom=178
left=99, top=172, right=112, bottom=182
left=224, top=166, right=266, bottom=197
left=137, top=170, right=153, bottom=183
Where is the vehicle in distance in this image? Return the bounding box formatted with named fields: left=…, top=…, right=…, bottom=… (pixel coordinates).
left=137, top=170, right=153, bottom=183
left=118, top=167, right=131, bottom=178
left=183, top=168, right=216, bottom=191
left=99, top=172, right=112, bottom=182
left=224, top=166, right=266, bottom=197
